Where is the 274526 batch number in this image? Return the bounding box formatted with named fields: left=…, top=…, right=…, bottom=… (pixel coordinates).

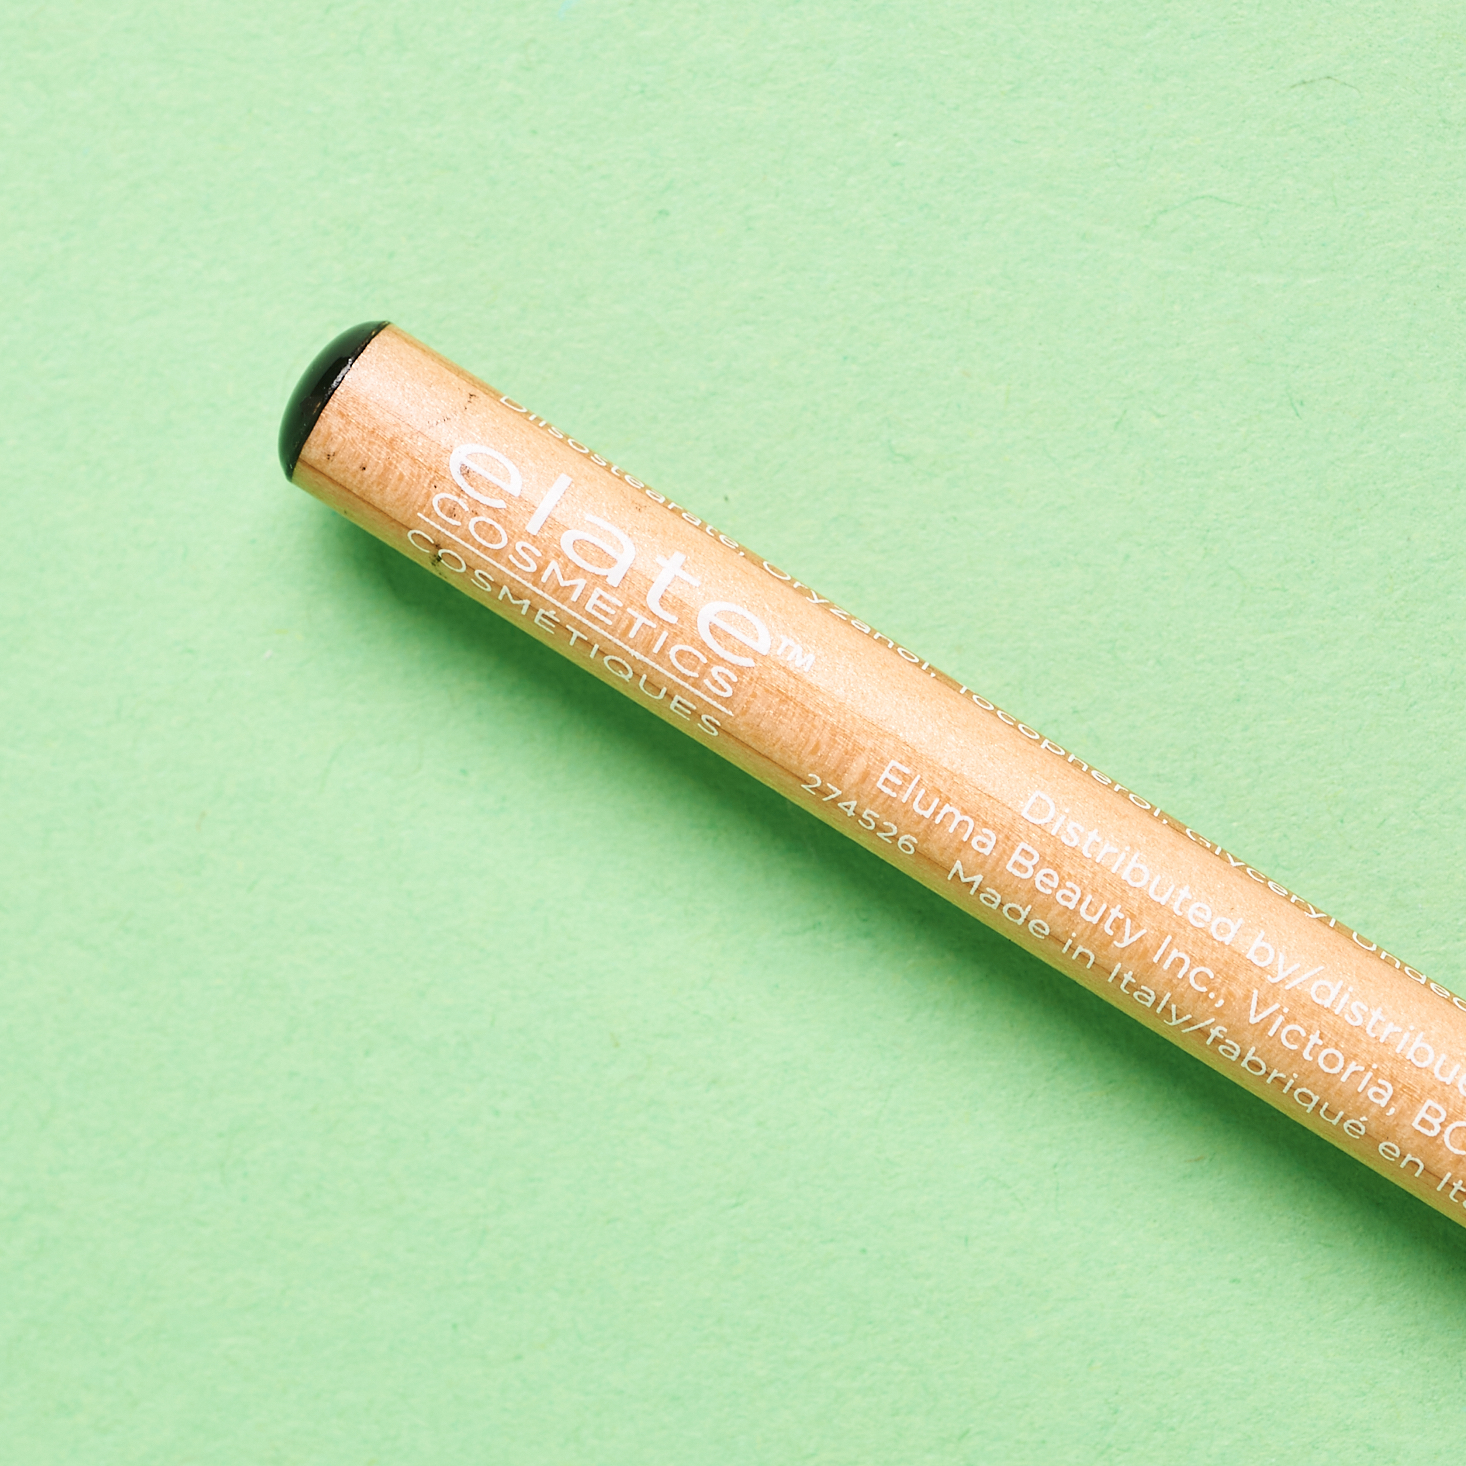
left=800, top=773, right=919, bottom=855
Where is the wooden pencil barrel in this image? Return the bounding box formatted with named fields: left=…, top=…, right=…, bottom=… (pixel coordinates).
left=285, top=323, right=1466, bottom=1228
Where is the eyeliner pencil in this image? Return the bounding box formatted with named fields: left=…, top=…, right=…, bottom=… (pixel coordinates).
left=281, top=321, right=1466, bottom=1227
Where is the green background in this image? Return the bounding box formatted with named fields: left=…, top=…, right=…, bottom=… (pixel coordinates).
left=3, top=3, right=1465, bottom=1460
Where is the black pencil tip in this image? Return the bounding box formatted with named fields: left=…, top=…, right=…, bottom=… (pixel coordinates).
left=278, top=321, right=389, bottom=478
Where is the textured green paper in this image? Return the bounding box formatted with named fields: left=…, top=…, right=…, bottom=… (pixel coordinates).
left=3, top=3, right=1465, bottom=1461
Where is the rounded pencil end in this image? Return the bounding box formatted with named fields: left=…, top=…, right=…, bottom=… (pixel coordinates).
left=278, top=321, right=390, bottom=479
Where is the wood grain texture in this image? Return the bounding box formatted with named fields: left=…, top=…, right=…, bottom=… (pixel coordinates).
left=296, top=324, right=1466, bottom=1228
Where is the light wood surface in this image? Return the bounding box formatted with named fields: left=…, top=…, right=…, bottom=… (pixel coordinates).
left=294, top=324, right=1466, bottom=1227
